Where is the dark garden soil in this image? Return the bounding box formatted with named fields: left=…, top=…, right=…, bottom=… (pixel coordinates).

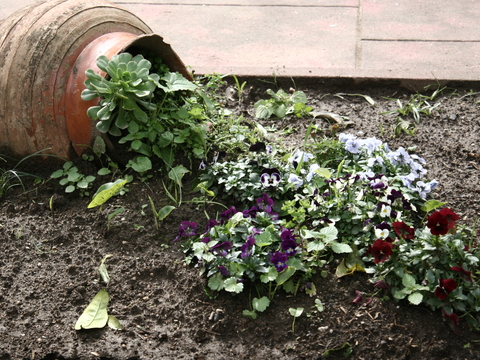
left=1, top=77, right=480, bottom=360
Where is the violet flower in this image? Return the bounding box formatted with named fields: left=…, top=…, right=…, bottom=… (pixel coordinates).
left=211, top=241, right=232, bottom=257
left=174, top=221, right=197, bottom=241
left=270, top=252, right=288, bottom=272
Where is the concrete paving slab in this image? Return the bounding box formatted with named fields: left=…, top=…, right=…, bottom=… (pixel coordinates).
left=362, top=0, right=480, bottom=41
left=121, top=3, right=358, bottom=77
left=116, top=0, right=359, bottom=6
left=361, top=40, right=480, bottom=80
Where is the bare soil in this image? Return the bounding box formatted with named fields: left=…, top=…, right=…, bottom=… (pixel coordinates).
left=1, top=77, right=479, bottom=360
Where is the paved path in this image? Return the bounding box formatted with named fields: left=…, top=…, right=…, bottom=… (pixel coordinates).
left=2, top=0, right=480, bottom=81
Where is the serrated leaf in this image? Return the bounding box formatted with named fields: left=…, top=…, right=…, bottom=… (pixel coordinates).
left=253, top=297, right=270, bottom=312
left=159, top=72, right=198, bottom=92
left=408, top=292, right=423, bottom=305
left=260, top=267, right=278, bottom=283
left=320, top=226, right=338, bottom=241
left=74, top=289, right=109, bottom=330
left=208, top=274, right=224, bottom=291
left=402, top=273, right=416, bottom=288
left=224, top=277, right=243, bottom=293
left=306, top=240, right=325, bottom=252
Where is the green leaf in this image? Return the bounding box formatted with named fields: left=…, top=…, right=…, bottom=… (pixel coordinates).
left=98, top=168, right=111, bottom=176
left=320, top=226, right=338, bottom=241
left=107, top=315, right=123, bottom=330
left=74, top=289, right=109, bottom=330
left=224, top=277, right=244, bottom=293
left=158, top=72, right=198, bottom=92
left=157, top=205, right=175, bottom=221
left=421, top=199, right=447, bottom=213
left=97, top=254, right=113, bottom=284
left=252, top=297, right=270, bottom=312
left=88, top=179, right=128, bottom=208
left=260, top=267, right=278, bottom=283
left=276, top=266, right=296, bottom=286
left=108, top=207, right=125, bottom=221
left=242, top=310, right=257, bottom=319
left=289, top=307, right=304, bottom=318
left=306, top=240, right=325, bottom=252
left=168, top=165, right=190, bottom=187
left=408, top=292, right=423, bottom=305
left=402, top=273, right=417, bottom=288
left=314, top=167, right=331, bottom=179
left=331, top=241, right=352, bottom=254
left=208, top=274, right=224, bottom=291
left=128, top=156, right=152, bottom=173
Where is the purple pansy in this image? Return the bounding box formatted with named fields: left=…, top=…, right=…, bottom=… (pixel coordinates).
left=220, top=206, right=238, bottom=224
left=270, top=252, right=288, bottom=272
left=281, top=229, right=298, bottom=256
left=174, top=221, right=197, bottom=241
left=211, top=241, right=232, bottom=257
left=256, top=193, right=274, bottom=213
left=218, top=265, right=230, bottom=277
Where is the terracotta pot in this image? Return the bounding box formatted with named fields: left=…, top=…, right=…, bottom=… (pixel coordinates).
left=0, top=0, right=191, bottom=159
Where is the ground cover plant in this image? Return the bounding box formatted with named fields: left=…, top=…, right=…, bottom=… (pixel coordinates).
left=0, top=75, right=479, bottom=359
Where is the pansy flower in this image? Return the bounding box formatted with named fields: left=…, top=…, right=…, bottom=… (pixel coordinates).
left=211, top=241, right=232, bottom=257
left=220, top=206, right=238, bottom=224
left=450, top=266, right=473, bottom=282
left=270, top=252, right=288, bottom=272
left=289, top=150, right=314, bottom=168
left=242, top=206, right=259, bottom=218
left=218, top=265, right=230, bottom=277
left=260, top=168, right=281, bottom=188
left=249, top=142, right=266, bottom=152
left=427, top=208, right=460, bottom=236
left=392, top=221, right=415, bottom=240
left=241, top=230, right=259, bottom=259
left=442, top=310, right=460, bottom=335
left=174, top=221, right=197, bottom=241
left=287, top=173, right=303, bottom=188
left=366, top=239, right=394, bottom=263
left=434, top=278, right=457, bottom=300
left=280, top=228, right=298, bottom=256
left=205, top=219, right=218, bottom=233
left=256, top=193, right=274, bottom=213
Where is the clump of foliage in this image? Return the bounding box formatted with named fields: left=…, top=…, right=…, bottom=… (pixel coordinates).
left=254, top=88, right=312, bottom=119
left=81, top=53, right=216, bottom=175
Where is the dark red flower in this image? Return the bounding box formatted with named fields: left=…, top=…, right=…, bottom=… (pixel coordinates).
left=352, top=290, right=363, bottom=304
left=434, top=278, right=457, bottom=300
left=439, top=208, right=460, bottom=230
left=450, top=266, right=473, bottom=282
left=426, top=208, right=460, bottom=236
left=374, top=280, right=389, bottom=290
left=366, top=239, right=394, bottom=264
left=442, top=309, right=460, bottom=335
left=392, top=221, right=415, bottom=240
